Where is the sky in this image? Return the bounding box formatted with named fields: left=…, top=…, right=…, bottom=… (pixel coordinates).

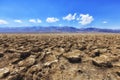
left=0, top=0, right=120, bottom=29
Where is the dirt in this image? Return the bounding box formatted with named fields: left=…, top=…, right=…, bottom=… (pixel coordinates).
left=0, top=33, right=120, bottom=80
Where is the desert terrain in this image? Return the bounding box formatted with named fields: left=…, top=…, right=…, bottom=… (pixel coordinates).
left=0, top=33, right=120, bottom=80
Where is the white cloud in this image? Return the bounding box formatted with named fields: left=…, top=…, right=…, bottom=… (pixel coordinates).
left=37, top=19, right=42, bottom=23
left=14, top=20, right=22, bottom=23
left=0, top=19, right=8, bottom=24
left=29, top=19, right=42, bottom=23
left=78, top=14, right=94, bottom=25
left=46, top=17, right=59, bottom=23
left=103, top=21, right=107, bottom=24
left=63, top=13, right=77, bottom=21
left=29, top=19, right=36, bottom=23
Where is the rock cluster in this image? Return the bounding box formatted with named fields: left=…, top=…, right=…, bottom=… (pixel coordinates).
left=0, top=34, right=120, bottom=80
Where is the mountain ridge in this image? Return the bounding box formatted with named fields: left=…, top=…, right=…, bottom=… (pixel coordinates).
left=0, top=26, right=120, bottom=33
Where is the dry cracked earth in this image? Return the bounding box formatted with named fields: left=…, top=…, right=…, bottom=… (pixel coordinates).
left=0, top=33, right=120, bottom=80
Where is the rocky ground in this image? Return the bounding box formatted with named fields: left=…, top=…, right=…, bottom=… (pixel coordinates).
left=0, top=33, right=120, bottom=80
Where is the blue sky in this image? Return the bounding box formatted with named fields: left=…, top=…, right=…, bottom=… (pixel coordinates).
left=0, top=0, right=120, bottom=29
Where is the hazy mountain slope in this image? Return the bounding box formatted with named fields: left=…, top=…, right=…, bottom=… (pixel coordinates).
left=0, top=26, right=120, bottom=33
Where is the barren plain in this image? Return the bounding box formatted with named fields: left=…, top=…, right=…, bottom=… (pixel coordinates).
left=0, top=33, right=120, bottom=80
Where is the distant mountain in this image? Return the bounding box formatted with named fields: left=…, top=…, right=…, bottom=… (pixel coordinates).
left=0, top=26, right=120, bottom=33
left=80, top=28, right=120, bottom=33
left=0, top=26, right=80, bottom=33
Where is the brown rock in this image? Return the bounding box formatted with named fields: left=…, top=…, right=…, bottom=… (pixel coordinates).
left=44, top=60, right=58, bottom=67
left=116, top=72, right=120, bottom=77
left=20, top=51, right=31, bottom=59
left=0, top=53, right=4, bottom=58
left=113, top=62, right=120, bottom=67
left=4, top=49, right=15, bottom=53
left=18, top=57, right=35, bottom=67
left=8, top=74, right=24, bottom=80
left=0, top=67, right=10, bottom=78
left=27, top=64, right=42, bottom=74
left=92, top=55, right=113, bottom=68
left=91, top=49, right=101, bottom=57
left=31, top=47, right=42, bottom=52
left=63, top=50, right=82, bottom=63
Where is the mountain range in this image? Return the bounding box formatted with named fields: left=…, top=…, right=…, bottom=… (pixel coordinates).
left=0, top=26, right=120, bottom=33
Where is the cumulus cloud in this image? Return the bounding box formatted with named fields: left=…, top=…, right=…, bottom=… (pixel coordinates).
left=103, top=21, right=107, bottom=24
left=29, top=19, right=42, bottom=23
left=46, top=17, right=59, bottom=23
left=63, top=13, right=77, bottom=21
left=37, top=19, right=42, bottom=23
left=14, top=20, right=22, bottom=23
left=0, top=19, right=8, bottom=24
left=29, top=19, right=36, bottom=23
left=77, top=14, right=94, bottom=25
